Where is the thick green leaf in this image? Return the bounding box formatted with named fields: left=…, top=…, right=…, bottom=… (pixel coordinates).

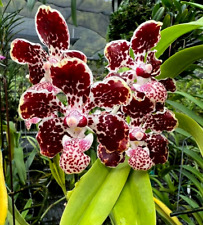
left=167, top=101, right=203, bottom=126
left=60, top=160, right=131, bottom=225
left=172, top=91, right=203, bottom=109
left=181, top=1, right=203, bottom=10
left=155, top=17, right=203, bottom=58
left=110, top=170, right=156, bottom=225
left=157, top=45, right=203, bottom=79
left=14, top=147, right=26, bottom=185
left=71, top=0, right=77, bottom=26
left=0, top=0, right=3, bottom=7
left=174, top=112, right=203, bottom=156
left=60, top=159, right=110, bottom=225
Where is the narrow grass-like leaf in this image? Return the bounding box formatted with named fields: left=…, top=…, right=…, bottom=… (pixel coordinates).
left=180, top=170, right=203, bottom=196
left=174, top=112, right=203, bottom=156
left=155, top=17, right=203, bottom=58
left=49, top=154, right=66, bottom=195
left=172, top=91, right=203, bottom=109
left=7, top=196, right=29, bottom=225
left=157, top=45, right=203, bottom=80
left=21, top=199, right=32, bottom=219
left=167, top=101, right=203, bottom=126
left=14, top=147, right=26, bottom=185
left=180, top=195, right=203, bottom=223
left=182, top=165, right=203, bottom=182
left=181, top=1, right=203, bottom=10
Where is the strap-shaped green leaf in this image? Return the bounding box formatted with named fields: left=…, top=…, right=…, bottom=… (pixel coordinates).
left=7, top=196, right=29, bottom=225
left=181, top=1, right=203, bottom=10
left=175, top=112, right=203, bottom=156
left=157, top=45, right=203, bottom=80
left=167, top=100, right=203, bottom=126
left=14, top=147, right=26, bottom=185
left=60, top=160, right=131, bottom=225
left=155, top=17, right=203, bottom=58
left=110, top=170, right=156, bottom=225
left=172, top=91, right=203, bottom=110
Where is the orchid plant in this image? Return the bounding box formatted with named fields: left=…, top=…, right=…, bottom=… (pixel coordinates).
left=10, top=4, right=202, bottom=225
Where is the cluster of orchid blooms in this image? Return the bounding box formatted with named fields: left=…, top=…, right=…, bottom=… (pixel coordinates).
left=10, top=5, right=178, bottom=174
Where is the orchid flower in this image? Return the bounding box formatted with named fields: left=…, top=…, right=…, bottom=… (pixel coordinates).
left=104, top=21, right=178, bottom=170
left=10, top=5, right=86, bottom=85
left=11, top=5, right=132, bottom=174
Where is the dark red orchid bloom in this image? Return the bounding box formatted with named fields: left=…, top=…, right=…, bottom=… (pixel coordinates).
left=104, top=20, right=178, bottom=170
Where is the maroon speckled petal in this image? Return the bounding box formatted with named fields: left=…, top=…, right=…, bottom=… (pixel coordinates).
left=63, top=50, right=87, bottom=63
left=50, top=58, right=93, bottom=108
left=136, top=80, right=167, bottom=103
left=131, top=20, right=162, bottom=56
left=35, top=5, right=70, bottom=56
left=147, top=51, right=162, bottom=77
left=145, top=134, right=168, bottom=164
left=127, top=147, right=154, bottom=170
left=85, top=77, right=132, bottom=111
left=143, top=109, right=178, bottom=132
left=97, top=144, right=125, bottom=167
left=159, top=78, right=176, bottom=92
left=105, top=70, right=136, bottom=86
left=88, top=114, right=129, bottom=152
left=59, top=134, right=92, bottom=174
left=122, top=95, right=155, bottom=120
left=10, top=39, right=48, bottom=84
left=105, top=40, right=135, bottom=72
left=19, top=83, right=66, bottom=120
left=37, top=117, right=68, bottom=157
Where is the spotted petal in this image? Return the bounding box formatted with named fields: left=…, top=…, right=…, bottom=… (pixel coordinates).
left=88, top=114, right=129, bottom=152
left=106, top=70, right=136, bottom=86
left=126, top=147, right=154, bottom=170
left=105, top=40, right=135, bottom=72
left=136, top=80, right=167, bottom=103
left=143, top=109, right=178, bottom=132
left=63, top=50, right=87, bottom=63
left=97, top=144, right=125, bottom=167
left=160, top=78, right=176, bottom=92
left=19, top=82, right=66, bottom=120
left=10, top=39, right=48, bottom=84
left=50, top=58, right=93, bottom=108
left=35, top=5, right=70, bottom=56
left=59, top=134, right=92, bottom=174
left=131, top=20, right=162, bottom=57
left=122, top=95, right=155, bottom=126
left=37, top=117, right=68, bottom=157
left=145, top=134, right=168, bottom=164
left=85, top=77, right=132, bottom=111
